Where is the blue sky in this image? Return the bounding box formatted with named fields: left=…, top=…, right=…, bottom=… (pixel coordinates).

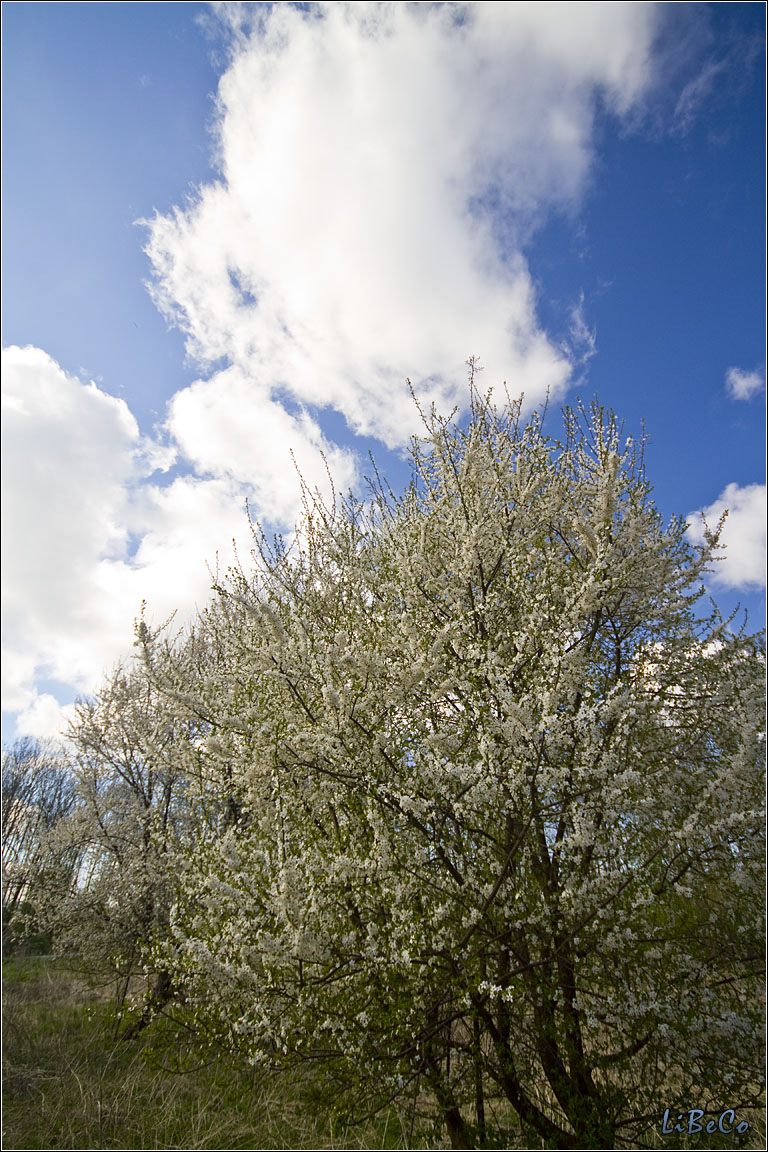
left=2, top=1, right=765, bottom=742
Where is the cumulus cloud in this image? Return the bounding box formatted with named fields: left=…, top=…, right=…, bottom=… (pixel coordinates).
left=13, top=694, right=77, bottom=745
left=687, top=482, right=767, bottom=590
left=145, top=2, right=658, bottom=448
left=1, top=347, right=271, bottom=736
left=167, top=366, right=358, bottom=522
left=725, top=366, right=765, bottom=402
left=5, top=4, right=665, bottom=739
left=2, top=346, right=140, bottom=708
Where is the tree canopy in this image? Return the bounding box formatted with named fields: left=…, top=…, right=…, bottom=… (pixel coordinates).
left=25, top=388, right=765, bottom=1148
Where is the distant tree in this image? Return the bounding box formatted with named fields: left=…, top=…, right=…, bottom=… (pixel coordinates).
left=32, top=662, right=200, bottom=1024
left=2, top=738, right=79, bottom=950
left=67, top=387, right=767, bottom=1146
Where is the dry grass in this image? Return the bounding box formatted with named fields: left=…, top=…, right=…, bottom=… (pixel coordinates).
left=3, top=959, right=763, bottom=1149
left=1, top=958, right=430, bottom=1150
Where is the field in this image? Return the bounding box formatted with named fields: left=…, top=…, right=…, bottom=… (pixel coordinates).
left=3, top=957, right=763, bottom=1150
left=1, top=957, right=434, bottom=1150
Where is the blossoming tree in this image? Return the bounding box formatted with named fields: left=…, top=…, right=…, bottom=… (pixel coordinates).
left=80, top=391, right=767, bottom=1147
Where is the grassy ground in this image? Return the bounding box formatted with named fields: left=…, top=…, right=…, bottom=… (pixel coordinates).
left=1, top=957, right=433, bottom=1150
left=3, top=958, right=764, bottom=1150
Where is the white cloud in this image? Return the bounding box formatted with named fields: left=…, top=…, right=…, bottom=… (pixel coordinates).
left=1, top=347, right=272, bottom=734
left=2, top=346, right=141, bottom=711
left=725, top=366, right=765, bottom=402
left=13, top=693, right=77, bottom=745
left=145, top=2, right=658, bottom=448
left=673, top=58, right=726, bottom=133
left=167, top=365, right=358, bottom=522
left=4, top=4, right=665, bottom=738
left=126, top=472, right=271, bottom=610
left=566, top=292, right=597, bottom=368
left=687, top=482, right=767, bottom=590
